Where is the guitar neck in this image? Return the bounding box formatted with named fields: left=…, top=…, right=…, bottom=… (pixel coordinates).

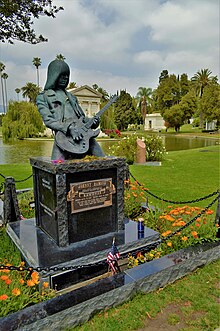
left=96, top=95, right=118, bottom=118
left=85, top=94, right=118, bottom=129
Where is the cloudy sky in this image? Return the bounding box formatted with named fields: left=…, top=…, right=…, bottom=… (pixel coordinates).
left=0, top=0, right=219, bottom=103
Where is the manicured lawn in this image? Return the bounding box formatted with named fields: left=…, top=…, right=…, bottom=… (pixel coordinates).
left=74, top=259, right=220, bottom=331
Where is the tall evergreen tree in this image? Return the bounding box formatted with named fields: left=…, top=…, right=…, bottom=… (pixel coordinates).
left=114, top=90, right=138, bottom=131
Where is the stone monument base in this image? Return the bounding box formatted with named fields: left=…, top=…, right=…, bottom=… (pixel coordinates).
left=7, top=218, right=160, bottom=291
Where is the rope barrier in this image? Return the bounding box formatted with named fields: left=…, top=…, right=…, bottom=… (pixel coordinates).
left=129, top=171, right=219, bottom=205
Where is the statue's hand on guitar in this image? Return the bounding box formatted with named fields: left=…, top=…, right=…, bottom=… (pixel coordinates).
left=91, top=115, right=100, bottom=129
left=69, top=125, right=83, bottom=142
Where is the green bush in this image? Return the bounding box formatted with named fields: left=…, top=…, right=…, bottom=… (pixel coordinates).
left=144, top=135, right=166, bottom=161
left=108, top=133, right=166, bottom=164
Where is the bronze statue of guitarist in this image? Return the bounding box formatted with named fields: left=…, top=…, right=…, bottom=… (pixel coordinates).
left=36, top=59, right=117, bottom=160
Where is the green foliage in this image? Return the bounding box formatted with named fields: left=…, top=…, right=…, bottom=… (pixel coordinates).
left=200, top=84, right=220, bottom=124
left=0, top=226, right=56, bottom=317
left=2, top=101, right=44, bottom=141
left=21, top=82, right=41, bottom=103
left=108, top=133, right=166, bottom=164
left=114, top=91, right=139, bottom=130
left=145, top=135, right=166, bottom=161
left=108, top=134, right=137, bottom=164
left=17, top=191, right=35, bottom=219
left=0, top=0, right=63, bottom=44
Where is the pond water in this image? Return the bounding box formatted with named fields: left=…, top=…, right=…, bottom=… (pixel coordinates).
left=0, top=135, right=218, bottom=164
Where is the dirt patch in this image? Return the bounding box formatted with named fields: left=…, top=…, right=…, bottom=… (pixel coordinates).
left=136, top=303, right=189, bottom=331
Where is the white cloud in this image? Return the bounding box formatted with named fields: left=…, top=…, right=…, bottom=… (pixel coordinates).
left=0, top=0, right=219, bottom=102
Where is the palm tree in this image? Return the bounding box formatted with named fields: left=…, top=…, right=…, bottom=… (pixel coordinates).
left=56, top=54, right=66, bottom=61
left=67, top=82, right=77, bottom=89
left=0, top=62, right=6, bottom=114
left=2, top=73, right=8, bottom=112
left=15, top=88, right=21, bottom=101
left=21, top=82, right=41, bottom=103
left=32, top=57, right=41, bottom=87
left=191, top=69, right=217, bottom=128
left=136, top=86, right=153, bottom=128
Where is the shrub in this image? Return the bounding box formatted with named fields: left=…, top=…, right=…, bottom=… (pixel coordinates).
left=144, top=135, right=166, bottom=161
left=108, top=133, right=166, bottom=164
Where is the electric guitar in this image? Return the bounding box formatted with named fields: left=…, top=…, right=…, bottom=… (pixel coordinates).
left=55, top=94, right=118, bottom=154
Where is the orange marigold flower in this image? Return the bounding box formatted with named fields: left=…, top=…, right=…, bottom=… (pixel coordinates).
left=0, top=294, right=8, bottom=301
left=203, top=221, right=207, bottom=225
left=196, top=218, right=201, bottom=222
left=12, top=288, right=21, bottom=296
left=164, top=215, right=175, bottom=222
left=20, top=261, right=25, bottom=266
left=191, top=231, right=198, bottom=238
left=216, top=224, right=219, bottom=227
left=195, top=223, right=200, bottom=227
left=19, top=279, right=25, bottom=285
left=27, top=280, right=35, bottom=287
left=167, top=242, right=172, bottom=247
left=31, top=271, right=39, bottom=284
left=161, top=230, right=172, bottom=237
left=181, top=236, right=188, bottom=241
left=42, top=282, right=49, bottom=288
left=2, top=269, right=10, bottom=274
left=5, top=278, right=11, bottom=285
left=1, top=275, right=8, bottom=281
left=206, top=210, right=214, bottom=215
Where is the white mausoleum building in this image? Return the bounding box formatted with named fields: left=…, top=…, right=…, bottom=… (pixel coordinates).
left=68, top=85, right=102, bottom=117
left=144, top=113, right=166, bottom=131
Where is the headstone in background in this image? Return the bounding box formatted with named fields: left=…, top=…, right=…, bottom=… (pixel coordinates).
left=136, top=138, right=146, bottom=164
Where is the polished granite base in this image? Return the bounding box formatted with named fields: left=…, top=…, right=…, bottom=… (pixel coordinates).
left=7, top=218, right=160, bottom=289
left=0, top=241, right=219, bottom=331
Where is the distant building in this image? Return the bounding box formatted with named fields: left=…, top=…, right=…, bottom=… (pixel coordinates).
left=144, top=113, right=166, bottom=131
left=68, top=85, right=102, bottom=117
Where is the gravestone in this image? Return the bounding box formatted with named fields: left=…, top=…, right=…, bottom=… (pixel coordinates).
left=136, top=138, right=146, bottom=164
left=31, top=156, right=127, bottom=247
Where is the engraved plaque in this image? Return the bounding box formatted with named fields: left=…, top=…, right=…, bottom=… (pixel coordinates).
left=67, top=178, right=116, bottom=213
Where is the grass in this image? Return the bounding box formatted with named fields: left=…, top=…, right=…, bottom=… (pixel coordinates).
left=130, top=144, right=219, bottom=207
left=73, top=259, right=220, bottom=331
left=0, top=142, right=219, bottom=326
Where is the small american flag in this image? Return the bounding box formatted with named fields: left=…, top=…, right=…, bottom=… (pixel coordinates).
left=107, top=237, right=120, bottom=274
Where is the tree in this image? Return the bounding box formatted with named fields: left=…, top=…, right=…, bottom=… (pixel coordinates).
left=163, top=91, right=198, bottom=132
left=15, top=88, right=21, bottom=101
left=136, top=86, right=153, bottom=128
left=114, top=90, right=139, bottom=131
left=92, top=84, right=109, bottom=102
left=56, top=54, right=66, bottom=61
left=191, top=69, right=218, bottom=128
left=32, top=57, right=41, bottom=86
left=0, top=1, right=63, bottom=44
left=0, top=62, right=6, bottom=114
left=2, top=72, right=8, bottom=112
left=67, top=82, right=77, bottom=89
left=163, top=104, right=184, bottom=132
left=21, top=82, right=41, bottom=104
left=2, top=101, right=44, bottom=141
left=159, top=70, right=169, bottom=83
left=153, top=74, right=180, bottom=115
left=200, top=84, right=220, bottom=126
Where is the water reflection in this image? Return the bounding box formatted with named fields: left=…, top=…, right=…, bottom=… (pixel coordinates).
left=0, top=136, right=218, bottom=164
